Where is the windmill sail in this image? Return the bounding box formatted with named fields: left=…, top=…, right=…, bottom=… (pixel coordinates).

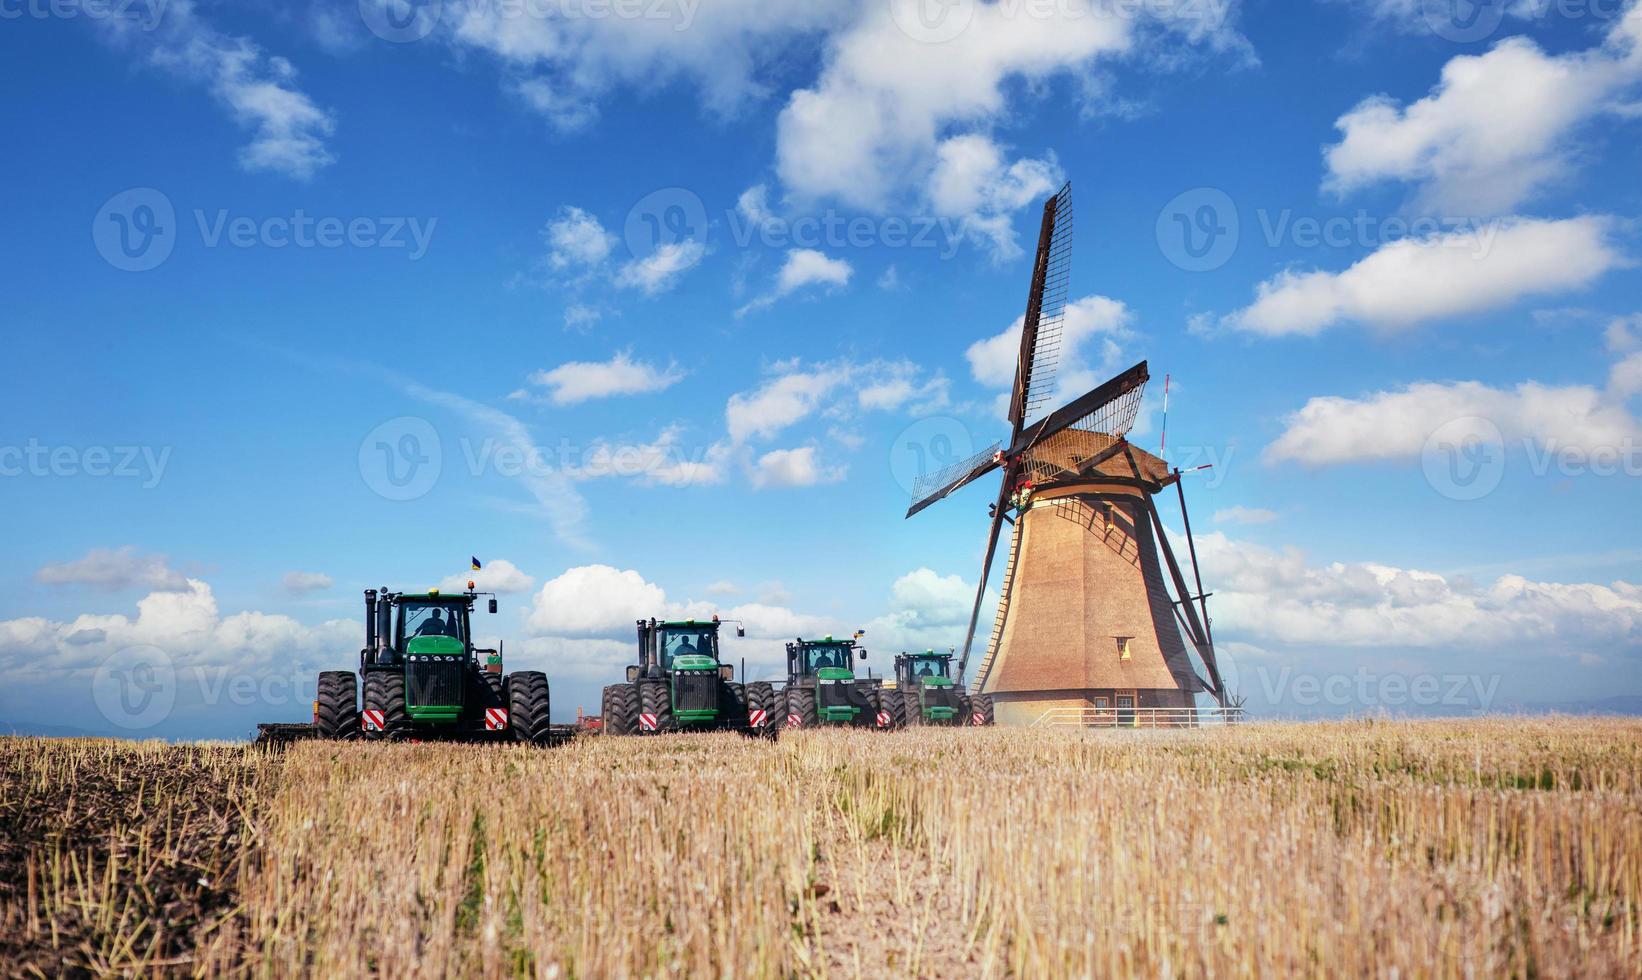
left=906, top=442, right=1003, bottom=518
left=1009, top=182, right=1073, bottom=429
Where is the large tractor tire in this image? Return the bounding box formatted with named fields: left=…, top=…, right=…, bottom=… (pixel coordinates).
left=721, top=681, right=748, bottom=730
left=602, top=683, right=640, bottom=736
left=971, top=693, right=996, bottom=726
left=878, top=687, right=905, bottom=729
left=744, top=681, right=778, bottom=734
left=900, top=689, right=923, bottom=727
left=315, top=670, right=360, bottom=739
left=954, top=692, right=973, bottom=728
left=638, top=680, right=674, bottom=733
left=507, top=671, right=552, bottom=744
left=361, top=670, right=407, bottom=740
left=785, top=686, right=818, bottom=729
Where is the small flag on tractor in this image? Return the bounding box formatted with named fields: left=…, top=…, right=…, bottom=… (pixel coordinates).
left=471, top=557, right=482, bottom=571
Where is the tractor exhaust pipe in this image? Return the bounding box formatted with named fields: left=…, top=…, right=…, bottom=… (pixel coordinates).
left=364, top=589, right=378, bottom=651
left=375, top=588, right=393, bottom=664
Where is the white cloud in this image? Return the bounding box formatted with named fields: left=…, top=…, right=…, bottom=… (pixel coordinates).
left=726, top=365, right=844, bottom=443
left=736, top=248, right=854, bottom=316
left=1606, top=313, right=1642, bottom=353
left=525, top=564, right=830, bottom=643
left=281, top=571, right=333, bottom=594
left=1196, top=531, right=1642, bottom=654
left=927, top=134, right=1061, bottom=259
left=564, top=304, right=603, bottom=331
left=862, top=567, right=992, bottom=656
left=543, top=206, right=615, bottom=270
left=616, top=240, right=707, bottom=295
left=528, top=351, right=684, bottom=405
left=100, top=1, right=335, bottom=179
left=737, top=183, right=775, bottom=225
left=966, top=294, right=1135, bottom=411
left=1265, top=375, right=1641, bottom=466
left=1214, top=506, right=1278, bottom=525
left=1222, top=216, right=1624, bottom=337
left=439, top=558, right=536, bottom=595
left=706, top=580, right=740, bottom=596
left=36, top=548, right=188, bottom=592
left=567, top=428, right=731, bottom=488
left=0, top=579, right=355, bottom=683
left=751, top=446, right=846, bottom=488
left=1323, top=8, right=1642, bottom=213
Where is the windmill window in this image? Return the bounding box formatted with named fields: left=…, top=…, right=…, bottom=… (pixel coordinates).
left=1115, top=636, right=1132, bottom=660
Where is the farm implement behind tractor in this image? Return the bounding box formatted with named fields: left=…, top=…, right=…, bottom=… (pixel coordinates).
left=601, top=616, right=780, bottom=735
left=256, top=586, right=572, bottom=747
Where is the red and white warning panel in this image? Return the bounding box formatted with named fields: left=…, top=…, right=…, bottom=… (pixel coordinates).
left=748, top=708, right=768, bottom=728
left=786, top=713, right=802, bottom=729
left=484, top=707, right=509, bottom=731
left=876, top=711, right=891, bottom=728
left=639, top=712, right=659, bottom=732
left=362, top=709, right=386, bottom=732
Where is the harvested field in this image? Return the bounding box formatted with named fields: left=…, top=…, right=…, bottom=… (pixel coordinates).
left=1, top=718, right=1638, bottom=977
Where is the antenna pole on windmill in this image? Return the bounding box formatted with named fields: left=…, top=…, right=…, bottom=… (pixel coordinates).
left=1159, top=373, right=1171, bottom=457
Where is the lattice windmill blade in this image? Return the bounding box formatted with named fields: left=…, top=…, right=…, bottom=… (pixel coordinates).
left=1008, top=181, right=1073, bottom=431
left=1014, top=361, right=1151, bottom=486
left=905, top=442, right=1004, bottom=518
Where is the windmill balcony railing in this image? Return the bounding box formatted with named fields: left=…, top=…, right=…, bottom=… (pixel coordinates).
left=1029, top=706, right=1245, bottom=729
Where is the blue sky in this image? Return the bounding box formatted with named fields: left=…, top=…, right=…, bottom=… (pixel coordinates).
left=2, top=0, right=1639, bottom=737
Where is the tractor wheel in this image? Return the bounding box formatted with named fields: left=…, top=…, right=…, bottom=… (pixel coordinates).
left=878, top=687, right=905, bottom=729
left=361, top=670, right=407, bottom=740
left=602, top=684, right=640, bottom=736
left=901, top=689, right=922, bottom=727
left=954, top=692, right=973, bottom=728
left=315, top=671, right=359, bottom=739
left=744, top=682, right=778, bottom=734
left=972, top=693, right=996, bottom=726
left=481, top=671, right=506, bottom=709
left=638, top=680, right=674, bottom=733
left=507, top=671, right=552, bottom=744
left=721, top=681, right=748, bottom=730
left=785, top=686, right=818, bottom=729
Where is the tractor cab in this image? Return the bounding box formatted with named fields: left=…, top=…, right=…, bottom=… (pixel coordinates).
left=794, top=638, right=862, bottom=677
left=398, top=595, right=472, bottom=660
left=896, top=650, right=954, bottom=685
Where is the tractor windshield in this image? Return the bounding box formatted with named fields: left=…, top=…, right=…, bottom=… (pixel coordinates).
left=801, top=644, right=852, bottom=673
left=907, top=656, right=949, bottom=680
left=401, top=601, right=469, bottom=646
left=660, top=627, right=717, bottom=667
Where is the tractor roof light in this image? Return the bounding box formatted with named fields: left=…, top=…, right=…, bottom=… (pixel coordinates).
left=467, top=580, right=475, bottom=591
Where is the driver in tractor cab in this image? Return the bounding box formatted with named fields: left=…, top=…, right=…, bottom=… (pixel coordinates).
left=415, top=607, right=452, bottom=638
left=675, top=635, right=699, bottom=657
left=813, top=648, right=836, bottom=670
left=918, top=661, right=935, bottom=677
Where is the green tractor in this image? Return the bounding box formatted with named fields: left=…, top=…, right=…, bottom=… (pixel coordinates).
left=889, top=649, right=994, bottom=727
left=779, top=634, right=893, bottom=729
left=301, top=587, right=554, bottom=744
left=601, top=616, right=779, bottom=735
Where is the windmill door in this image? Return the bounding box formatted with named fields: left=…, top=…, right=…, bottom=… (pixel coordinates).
left=1116, top=693, right=1136, bottom=726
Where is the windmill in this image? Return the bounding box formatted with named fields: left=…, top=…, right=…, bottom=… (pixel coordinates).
left=905, top=182, right=1227, bottom=725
